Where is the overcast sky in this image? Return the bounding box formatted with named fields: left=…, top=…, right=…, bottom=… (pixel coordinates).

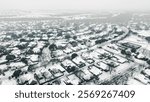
left=0, top=0, right=150, bottom=11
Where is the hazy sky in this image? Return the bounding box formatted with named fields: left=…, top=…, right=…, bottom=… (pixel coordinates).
left=0, top=0, right=150, bottom=11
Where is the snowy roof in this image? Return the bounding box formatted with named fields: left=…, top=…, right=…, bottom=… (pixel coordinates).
left=54, top=50, right=64, bottom=56
left=33, top=47, right=41, bottom=53
left=96, top=62, right=109, bottom=70
left=137, top=53, right=145, bottom=59
left=63, top=47, right=73, bottom=54
left=67, top=74, right=80, bottom=85
left=72, top=57, right=85, bottom=64
left=11, top=49, right=21, bottom=55
left=88, top=65, right=102, bottom=76
left=18, top=73, right=34, bottom=83
left=94, top=49, right=107, bottom=54
left=62, top=59, right=75, bottom=66
left=30, top=54, right=39, bottom=62
left=144, top=69, right=150, bottom=76
left=50, top=64, right=65, bottom=72
left=28, top=42, right=37, bottom=47
left=115, top=55, right=127, bottom=63
left=9, top=62, right=26, bottom=68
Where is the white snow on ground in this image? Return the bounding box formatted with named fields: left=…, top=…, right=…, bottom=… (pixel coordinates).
left=115, top=63, right=132, bottom=73
left=82, top=69, right=93, bottom=79
left=127, top=78, right=144, bottom=85
left=121, top=34, right=150, bottom=50
left=133, top=74, right=150, bottom=85
left=98, top=62, right=134, bottom=82
left=121, top=35, right=145, bottom=44
left=21, top=66, right=28, bottom=72
left=137, top=53, right=145, bottom=59
left=0, top=55, right=7, bottom=64
left=137, top=48, right=150, bottom=58
left=103, top=46, right=121, bottom=55
left=95, top=48, right=107, bottom=54
left=138, top=30, right=150, bottom=37
left=141, top=45, right=150, bottom=51
left=90, top=51, right=101, bottom=59
left=36, top=67, right=46, bottom=73
left=0, top=64, right=7, bottom=70
left=1, top=79, right=17, bottom=85
left=67, top=74, right=81, bottom=85
left=63, top=47, right=73, bottom=54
